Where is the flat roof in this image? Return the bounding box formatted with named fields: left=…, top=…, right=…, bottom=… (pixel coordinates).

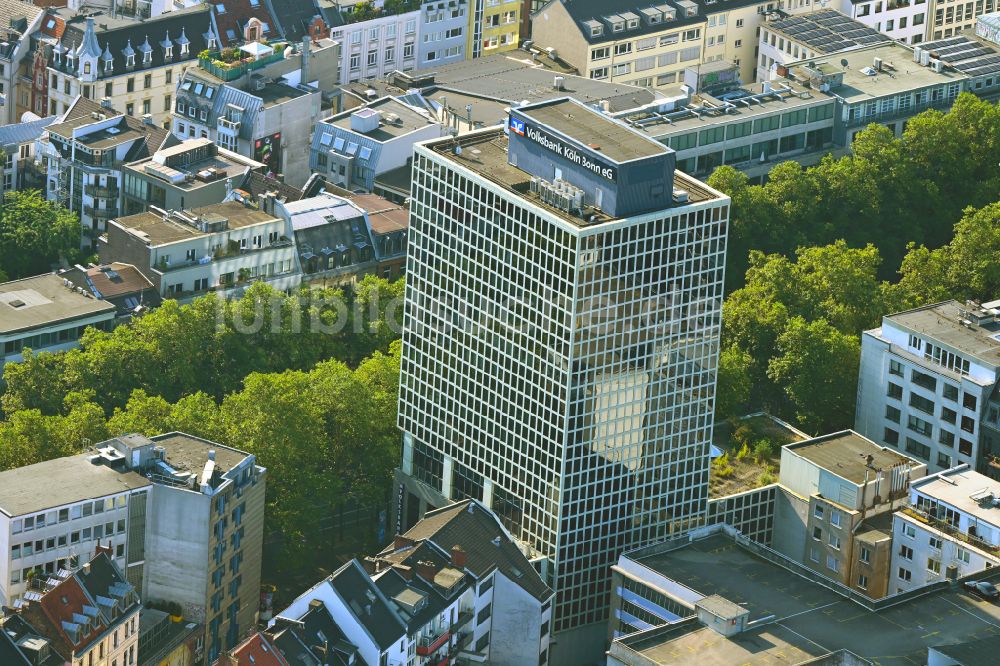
left=150, top=432, right=249, bottom=476
left=0, top=274, right=116, bottom=336
left=792, top=43, right=965, bottom=103
left=767, top=9, right=891, bottom=54
left=621, top=531, right=1000, bottom=664
left=786, top=431, right=918, bottom=483
left=0, top=453, right=150, bottom=517
left=388, top=53, right=657, bottom=113
left=126, top=143, right=263, bottom=192
left=325, top=97, right=434, bottom=141
left=114, top=201, right=280, bottom=246
left=922, top=34, right=1000, bottom=79
left=518, top=98, right=667, bottom=163
left=912, top=468, right=1000, bottom=524
left=885, top=300, right=1000, bottom=366
left=347, top=193, right=409, bottom=235
left=427, top=129, right=719, bottom=227
left=625, top=80, right=831, bottom=139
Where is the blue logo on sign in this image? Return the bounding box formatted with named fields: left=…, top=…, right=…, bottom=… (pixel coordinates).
left=510, top=117, right=525, bottom=136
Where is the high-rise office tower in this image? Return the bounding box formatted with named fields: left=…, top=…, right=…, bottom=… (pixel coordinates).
left=394, top=97, right=730, bottom=663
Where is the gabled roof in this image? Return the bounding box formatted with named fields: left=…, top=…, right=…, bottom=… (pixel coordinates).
left=269, top=600, right=367, bottom=666
left=225, top=632, right=289, bottom=666
left=241, top=170, right=305, bottom=203
left=0, top=0, right=41, bottom=35
left=0, top=614, right=66, bottom=666
left=0, top=116, right=54, bottom=149
left=388, top=499, right=553, bottom=603
left=213, top=0, right=279, bottom=47
left=326, top=560, right=405, bottom=652
left=267, top=0, right=321, bottom=42
left=53, top=5, right=214, bottom=79
left=63, top=263, right=154, bottom=300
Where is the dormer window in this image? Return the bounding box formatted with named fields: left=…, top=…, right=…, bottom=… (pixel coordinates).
left=143, top=49, right=151, bottom=64
left=84, top=62, right=91, bottom=74
left=180, top=42, right=189, bottom=56
left=126, top=53, right=134, bottom=67
left=627, top=18, right=639, bottom=28
left=612, top=21, right=624, bottom=32
left=104, top=58, right=112, bottom=72
left=592, top=25, right=602, bottom=36
left=165, top=45, right=173, bottom=59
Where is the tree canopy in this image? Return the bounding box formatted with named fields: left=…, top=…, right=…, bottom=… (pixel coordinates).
left=0, top=190, right=81, bottom=280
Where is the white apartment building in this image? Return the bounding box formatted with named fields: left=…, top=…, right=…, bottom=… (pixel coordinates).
left=417, top=0, right=468, bottom=68
left=833, top=0, right=930, bottom=45
left=0, top=453, right=151, bottom=606
left=330, top=6, right=421, bottom=83
left=0, top=273, right=117, bottom=375
left=100, top=199, right=300, bottom=301
left=856, top=299, right=1000, bottom=474
left=890, top=465, right=1000, bottom=593
left=39, top=96, right=172, bottom=249
left=394, top=97, right=730, bottom=664
left=0, top=432, right=267, bottom=663
left=275, top=499, right=553, bottom=666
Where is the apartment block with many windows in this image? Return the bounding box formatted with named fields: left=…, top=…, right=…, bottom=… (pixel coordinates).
left=856, top=299, right=1000, bottom=474
left=891, top=465, right=1000, bottom=593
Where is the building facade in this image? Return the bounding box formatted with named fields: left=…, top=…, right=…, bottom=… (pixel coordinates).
left=855, top=299, right=1000, bottom=474
left=0, top=273, right=117, bottom=375
left=100, top=199, right=300, bottom=301
left=0, top=0, right=44, bottom=125
left=39, top=6, right=216, bottom=126
left=890, top=465, right=1000, bottom=593
left=0, top=432, right=267, bottom=665
left=39, top=96, right=172, bottom=249
left=394, top=97, right=729, bottom=663
left=172, top=58, right=322, bottom=188
left=328, top=4, right=421, bottom=83
left=419, top=0, right=469, bottom=67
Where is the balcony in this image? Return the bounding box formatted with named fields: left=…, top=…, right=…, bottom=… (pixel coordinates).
left=901, top=506, right=1000, bottom=556
left=155, top=240, right=295, bottom=274
left=83, top=205, right=119, bottom=219
left=416, top=630, right=451, bottom=656
left=217, top=117, right=241, bottom=132
left=846, top=97, right=954, bottom=128
left=85, top=184, right=119, bottom=198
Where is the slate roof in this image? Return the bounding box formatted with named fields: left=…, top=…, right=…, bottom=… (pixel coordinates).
left=241, top=170, right=305, bottom=203
left=46, top=96, right=173, bottom=161
left=536, top=0, right=728, bottom=44
left=388, top=499, right=553, bottom=603
left=269, top=600, right=367, bottom=666
left=0, top=614, right=67, bottom=666
left=0, top=117, right=54, bottom=149
left=326, top=560, right=405, bottom=652
left=267, top=0, right=321, bottom=42
left=213, top=0, right=279, bottom=47
left=53, top=5, right=214, bottom=79
left=176, top=69, right=260, bottom=141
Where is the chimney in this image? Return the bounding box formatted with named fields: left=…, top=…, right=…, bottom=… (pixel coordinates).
left=227, top=652, right=239, bottom=666
left=415, top=560, right=436, bottom=581
left=393, top=535, right=414, bottom=550
left=82, top=562, right=91, bottom=575
left=451, top=545, right=466, bottom=568
left=301, top=36, right=311, bottom=86
left=392, top=563, right=413, bottom=581
left=94, top=541, right=113, bottom=558
left=308, top=599, right=323, bottom=611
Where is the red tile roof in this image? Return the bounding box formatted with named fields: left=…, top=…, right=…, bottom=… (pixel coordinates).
left=39, top=12, right=65, bottom=39
left=37, top=576, right=107, bottom=652
left=217, top=633, right=288, bottom=666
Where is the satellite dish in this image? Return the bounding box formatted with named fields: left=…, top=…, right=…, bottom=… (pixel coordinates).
left=840, top=58, right=849, bottom=68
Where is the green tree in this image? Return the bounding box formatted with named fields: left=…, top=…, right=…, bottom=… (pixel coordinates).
left=896, top=202, right=1000, bottom=305
left=0, top=190, right=81, bottom=279
left=767, top=317, right=861, bottom=434
left=715, top=345, right=752, bottom=422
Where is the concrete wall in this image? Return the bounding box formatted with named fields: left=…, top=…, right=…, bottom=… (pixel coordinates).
left=490, top=573, right=547, bottom=666
left=255, top=92, right=322, bottom=188
left=143, top=485, right=210, bottom=621
left=549, top=619, right=609, bottom=666
left=772, top=487, right=809, bottom=560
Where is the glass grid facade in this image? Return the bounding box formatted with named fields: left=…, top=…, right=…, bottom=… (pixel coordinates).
left=399, top=144, right=729, bottom=632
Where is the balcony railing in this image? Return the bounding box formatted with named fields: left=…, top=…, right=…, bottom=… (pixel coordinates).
left=198, top=43, right=288, bottom=82
left=416, top=630, right=451, bottom=656
left=900, top=506, right=1000, bottom=556
left=155, top=240, right=295, bottom=274
left=217, top=118, right=241, bottom=132
left=846, top=97, right=955, bottom=128
left=85, top=184, right=119, bottom=198
left=83, top=205, right=119, bottom=219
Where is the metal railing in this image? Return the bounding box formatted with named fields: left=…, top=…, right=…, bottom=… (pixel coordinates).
left=85, top=184, right=119, bottom=198
left=900, top=506, right=1000, bottom=556
left=197, top=44, right=288, bottom=82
